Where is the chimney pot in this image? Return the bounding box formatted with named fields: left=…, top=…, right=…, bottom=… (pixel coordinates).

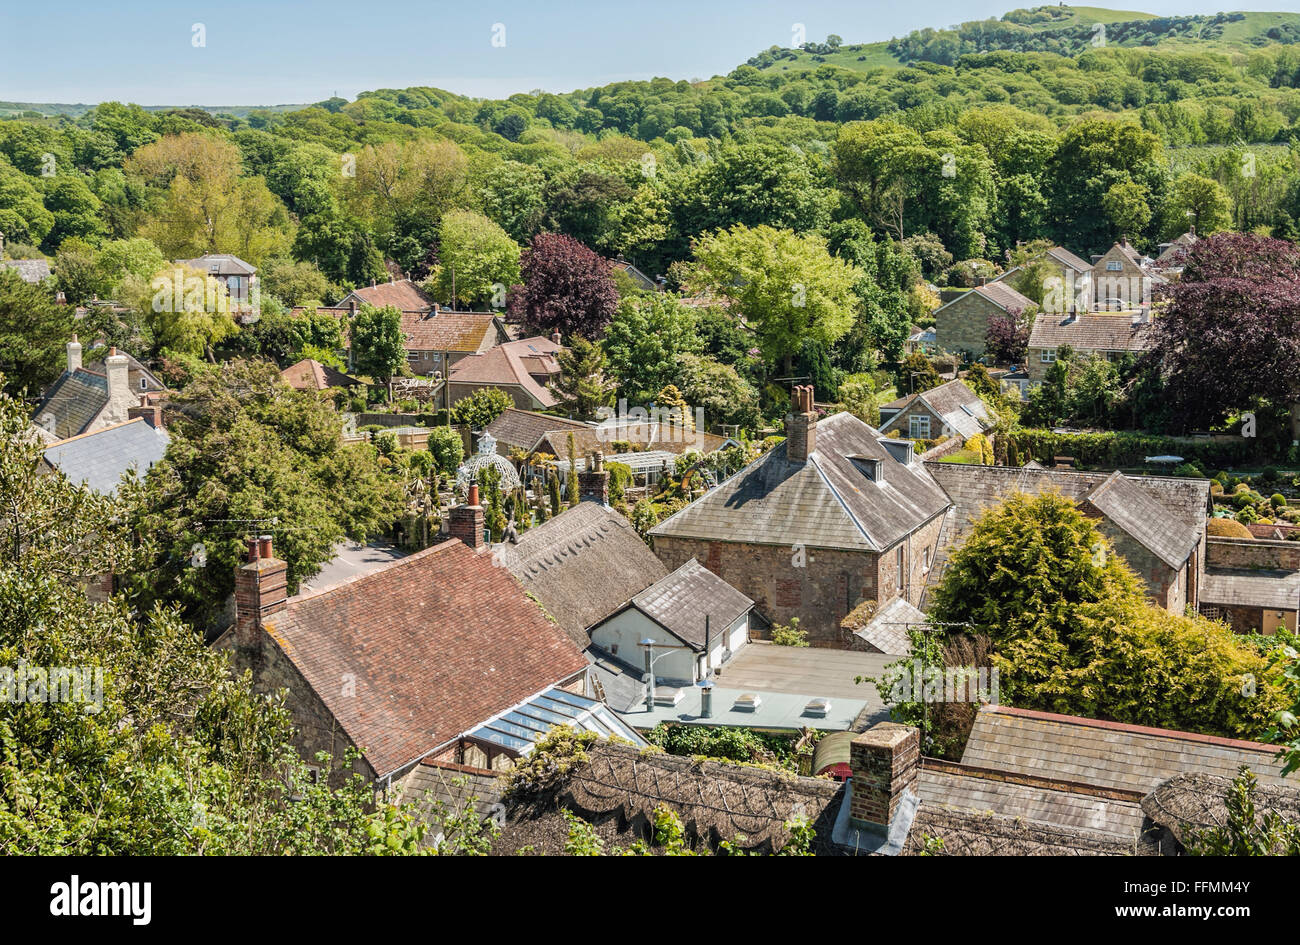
left=234, top=537, right=288, bottom=649
left=259, top=535, right=273, bottom=559
left=785, top=385, right=817, bottom=463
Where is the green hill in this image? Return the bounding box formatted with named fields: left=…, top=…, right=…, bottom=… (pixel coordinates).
left=749, top=6, right=1300, bottom=74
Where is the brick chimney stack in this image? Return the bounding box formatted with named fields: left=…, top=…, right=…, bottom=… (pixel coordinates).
left=848, top=723, right=919, bottom=832
left=578, top=451, right=609, bottom=505
left=234, top=535, right=289, bottom=650
left=66, top=335, right=82, bottom=374
left=449, top=483, right=485, bottom=550
left=550, top=330, right=562, bottom=346
left=785, top=385, right=817, bottom=464
left=128, top=404, right=163, bottom=429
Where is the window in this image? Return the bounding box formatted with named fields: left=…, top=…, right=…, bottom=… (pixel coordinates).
left=1106, top=261, right=1122, bottom=271
left=896, top=545, right=904, bottom=590
left=1040, top=350, right=1056, bottom=363
left=139, top=377, right=148, bottom=390
left=909, top=415, right=930, bottom=439
left=923, top=546, right=931, bottom=572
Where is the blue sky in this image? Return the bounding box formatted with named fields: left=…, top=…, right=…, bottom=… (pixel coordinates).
left=2, top=1, right=1297, bottom=105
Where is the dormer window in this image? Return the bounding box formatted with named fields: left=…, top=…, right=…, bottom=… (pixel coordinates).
left=850, top=457, right=883, bottom=482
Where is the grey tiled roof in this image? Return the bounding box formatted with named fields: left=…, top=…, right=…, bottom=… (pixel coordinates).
left=175, top=253, right=256, bottom=275
left=1200, top=568, right=1300, bottom=610
left=882, top=380, right=992, bottom=440
left=650, top=412, right=951, bottom=553
left=499, top=502, right=668, bottom=647
left=484, top=408, right=590, bottom=454
left=1, top=258, right=52, bottom=283
left=1079, top=471, right=1198, bottom=569
left=1028, top=314, right=1154, bottom=353
left=42, top=418, right=169, bottom=495
left=918, top=766, right=1147, bottom=839
left=31, top=369, right=108, bottom=439
left=851, top=596, right=924, bottom=655
left=1045, top=246, right=1094, bottom=273
left=630, top=558, right=754, bottom=649
left=961, top=706, right=1290, bottom=794
left=923, top=464, right=1208, bottom=587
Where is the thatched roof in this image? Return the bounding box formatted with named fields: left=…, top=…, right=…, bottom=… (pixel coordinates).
left=1141, top=772, right=1300, bottom=849
left=494, top=739, right=1163, bottom=856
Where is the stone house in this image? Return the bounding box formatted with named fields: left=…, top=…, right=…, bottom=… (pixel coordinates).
left=989, top=245, right=1093, bottom=315
left=447, top=334, right=564, bottom=410
left=878, top=378, right=992, bottom=445
left=1025, top=312, right=1155, bottom=382
left=31, top=338, right=151, bottom=441
left=933, top=282, right=1034, bottom=359
left=924, top=464, right=1210, bottom=613
left=648, top=386, right=952, bottom=645
left=175, top=253, right=257, bottom=305
left=1089, top=240, right=1162, bottom=312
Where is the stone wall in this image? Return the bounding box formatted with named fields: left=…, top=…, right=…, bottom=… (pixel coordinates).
left=935, top=291, right=1005, bottom=357
left=652, top=510, right=945, bottom=647
left=1206, top=536, right=1300, bottom=572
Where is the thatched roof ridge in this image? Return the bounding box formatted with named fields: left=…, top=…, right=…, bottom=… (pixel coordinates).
left=1141, top=772, right=1300, bottom=848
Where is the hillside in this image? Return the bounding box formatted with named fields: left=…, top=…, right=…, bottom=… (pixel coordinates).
left=748, top=6, right=1300, bottom=74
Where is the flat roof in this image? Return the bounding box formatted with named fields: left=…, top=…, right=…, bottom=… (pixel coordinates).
left=619, top=684, right=867, bottom=732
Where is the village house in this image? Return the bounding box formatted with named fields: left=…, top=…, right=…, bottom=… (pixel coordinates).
left=31, top=338, right=153, bottom=441
left=878, top=378, right=993, bottom=445
left=484, top=408, right=595, bottom=458
left=1088, top=239, right=1164, bottom=312
left=175, top=253, right=257, bottom=305
left=447, top=334, right=564, bottom=410
left=649, top=387, right=952, bottom=645
left=40, top=416, right=168, bottom=496
left=924, top=463, right=1209, bottom=613
left=280, top=357, right=363, bottom=394
left=989, top=245, right=1093, bottom=314
left=215, top=508, right=642, bottom=785
left=933, top=282, right=1034, bottom=359
left=1025, top=311, right=1154, bottom=382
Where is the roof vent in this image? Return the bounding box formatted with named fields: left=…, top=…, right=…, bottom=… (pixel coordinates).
left=733, top=692, right=762, bottom=712
left=803, top=697, right=832, bottom=718
left=653, top=688, right=683, bottom=707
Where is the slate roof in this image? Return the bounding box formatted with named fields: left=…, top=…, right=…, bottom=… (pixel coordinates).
left=265, top=539, right=588, bottom=778
left=449, top=336, right=562, bottom=407
left=539, top=422, right=729, bottom=459
left=1028, top=313, right=1154, bottom=353
left=1152, top=232, right=1197, bottom=270
left=1079, top=470, right=1199, bottom=569
left=1200, top=568, right=1300, bottom=611
left=485, top=408, right=591, bottom=455
left=1046, top=246, right=1094, bottom=273
left=1, top=258, right=52, bottom=283
left=280, top=358, right=361, bottom=391
left=844, top=595, right=925, bottom=655
left=42, top=418, right=169, bottom=495
left=497, top=502, right=668, bottom=647
left=932, top=282, right=1033, bottom=319
left=961, top=705, right=1291, bottom=794
left=398, top=310, right=500, bottom=353
left=31, top=368, right=108, bottom=439
left=175, top=253, right=256, bottom=275
left=924, top=463, right=1208, bottom=588
left=628, top=558, right=754, bottom=650
left=880, top=379, right=992, bottom=440
left=650, top=412, right=951, bottom=553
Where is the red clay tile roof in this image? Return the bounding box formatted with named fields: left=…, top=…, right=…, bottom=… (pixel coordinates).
left=264, top=539, right=588, bottom=777
left=449, top=336, right=562, bottom=407
left=344, top=280, right=435, bottom=312
left=280, top=358, right=360, bottom=391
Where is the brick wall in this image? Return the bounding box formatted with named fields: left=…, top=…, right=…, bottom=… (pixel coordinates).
left=849, top=723, right=919, bottom=829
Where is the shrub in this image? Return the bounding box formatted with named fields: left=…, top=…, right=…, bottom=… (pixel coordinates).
left=1272, top=494, right=1288, bottom=508
left=1209, top=481, right=1224, bottom=496
left=771, top=617, right=809, bottom=647
left=1207, top=518, right=1253, bottom=538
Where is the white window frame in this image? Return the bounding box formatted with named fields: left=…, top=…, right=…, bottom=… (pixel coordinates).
left=1106, top=260, right=1123, bottom=271
left=909, top=414, right=930, bottom=439
left=1040, top=350, right=1056, bottom=363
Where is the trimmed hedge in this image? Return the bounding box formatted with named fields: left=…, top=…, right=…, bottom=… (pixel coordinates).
left=1007, top=429, right=1260, bottom=470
